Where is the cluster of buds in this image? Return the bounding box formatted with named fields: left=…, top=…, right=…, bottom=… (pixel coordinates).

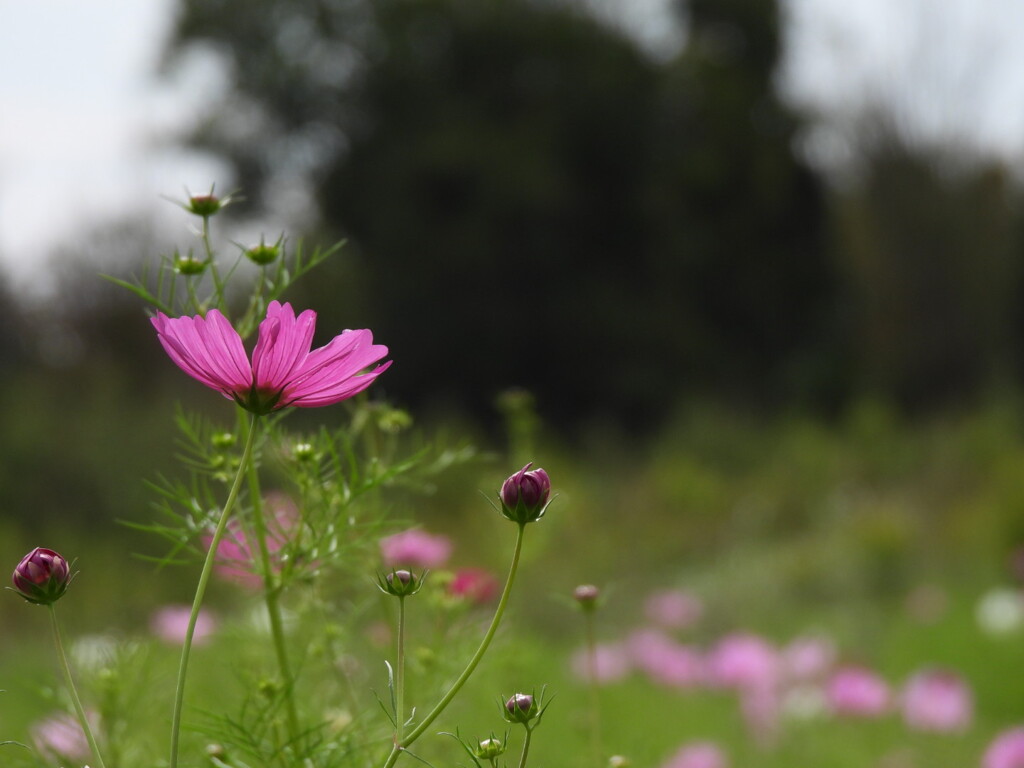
left=11, top=548, right=71, bottom=606
left=498, top=463, right=552, bottom=525
left=377, top=569, right=425, bottom=598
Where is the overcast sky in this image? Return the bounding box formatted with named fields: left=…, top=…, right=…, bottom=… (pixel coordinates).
left=2, top=0, right=1023, bottom=291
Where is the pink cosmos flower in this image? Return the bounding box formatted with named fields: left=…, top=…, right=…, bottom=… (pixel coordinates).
left=571, top=642, right=632, bottom=683
left=628, top=629, right=705, bottom=688
left=152, top=300, right=390, bottom=414
left=900, top=668, right=973, bottom=732
left=150, top=605, right=218, bottom=646
left=205, top=494, right=299, bottom=589
left=782, top=635, right=837, bottom=682
left=662, top=741, right=729, bottom=768
left=826, top=666, right=891, bottom=717
left=644, top=589, right=704, bottom=630
left=705, top=633, right=779, bottom=691
left=31, top=711, right=98, bottom=763
left=449, top=567, right=500, bottom=604
left=983, top=727, right=1024, bottom=768
left=380, top=529, right=453, bottom=569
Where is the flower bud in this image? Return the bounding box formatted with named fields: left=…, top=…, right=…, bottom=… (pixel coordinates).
left=245, top=239, right=281, bottom=266
left=504, top=693, right=538, bottom=724
left=378, top=569, right=424, bottom=597
left=573, top=584, right=601, bottom=612
left=12, top=548, right=71, bottom=605
left=474, top=737, right=506, bottom=760
left=174, top=251, right=207, bottom=276
left=187, top=194, right=224, bottom=217
left=498, top=463, right=551, bottom=524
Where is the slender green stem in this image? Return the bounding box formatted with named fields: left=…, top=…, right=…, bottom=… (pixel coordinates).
left=247, top=445, right=302, bottom=746
left=169, top=414, right=259, bottom=768
left=516, top=726, right=534, bottom=768
left=48, top=604, right=107, bottom=768
left=381, top=523, right=528, bottom=768
left=395, top=596, right=407, bottom=742
left=201, top=215, right=225, bottom=300
left=583, top=611, right=603, bottom=767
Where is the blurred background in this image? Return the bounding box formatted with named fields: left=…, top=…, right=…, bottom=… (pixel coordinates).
left=3, top=0, right=1024, bottom=764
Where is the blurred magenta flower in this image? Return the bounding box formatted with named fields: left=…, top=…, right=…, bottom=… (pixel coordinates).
left=570, top=642, right=631, bottom=683
left=983, top=726, right=1024, bottom=768
left=661, top=741, right=729, bottom=768
left=498, top=463, right=551, bottom=524
left=706, top=633, right=779, bottom=691
left=30, top=711, right=97, bottom=763
left=150, top=605, right=218, bottom=646
left=380, top=528, right=453, bottom=569
left=628, top=629, right=705, bottom=688
left=900, top=668, right=972, bottom=732
left=826, top=666, right=891, bottom=717
left=449, top=567, right=500, bottom=604
left=11, top=547, right=71, bottom=605
left=644, top=589, right=703, bottom=630
left=152, top=300, right=390, bottom=414
left=205, top=494, right=298, bottom=589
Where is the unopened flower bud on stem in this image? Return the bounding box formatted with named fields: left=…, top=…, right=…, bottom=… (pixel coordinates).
left=11, top=548, right=71, bottom=606
left=498, top=463, right=552, bottom=524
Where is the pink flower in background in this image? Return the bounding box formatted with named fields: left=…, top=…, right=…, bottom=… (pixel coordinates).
left=571, top=642, right=632, bottom=683
left=782, top=635, right=837, bottom=682
left=983, top=727, right=1024, bottom=768
left=206, top=494, right=299, bottom=589
left=449, top=567, right=500, bottom=604
left=901, top=668, right=973, bottom=732
left=644, top=589, right=704, bottom=630
left=30, top=711, right=98, bottom=763
left=380, top=529, right=453, bottom=569
left=628, top=629, right=705, bottom=688
left=706, top=633, right=779, bottom=691
left=826, top=666, right=891, bottom=717
left=152, top=300, right=390, bottom=414
left=150, top=605, right=218, bottom=646
left=662, top=741, right=729, bottom=768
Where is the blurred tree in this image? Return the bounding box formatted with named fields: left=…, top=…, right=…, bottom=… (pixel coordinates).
left=164, top=0, right=834, bottom=431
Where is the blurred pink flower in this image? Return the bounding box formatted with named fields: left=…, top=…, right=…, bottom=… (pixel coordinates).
left=983, top=726, right=1024, bottom=768
left=628, top=629, right=705, bottom=688
left=380, top=529, right=453, bottom=569
left=741, top=682, right=781, bottom=745
left=644, top=589, right=704, bottom=630
left=782, top=635, right=836, bottom=682
left=205, top=494, right=299, bottom=589
left=571, top=643, right=632, bottom=683
left=662, top=741, right=729, bottom=768
left=449, top=567, right=500, bottom=604
left=31, top=711, right=98, bottom=763
left=901, top=668, right=972, bottom=732
left=826, top=666, right=891, bottom=717
left=150, top=604, right=218, bottom=646
left=152, top=300, right=390, bottom=414
left=706, top=633, right=779, bottom=691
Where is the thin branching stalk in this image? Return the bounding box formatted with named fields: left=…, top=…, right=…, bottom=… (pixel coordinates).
left=169, top=413, right=260, bottom=768
left=48, top=604, right=107, bottom=768
left=247, top=437, right=302, bottom=747
left=583, top=610, right=603, bottom=767
left=517, top=725, right=534, bottom=768
left=381, top=523, right=528, bottom=768
left=396, top=595, right=408, bottom=742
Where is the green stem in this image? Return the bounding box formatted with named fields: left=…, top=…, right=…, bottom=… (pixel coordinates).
left=169, top=414, right=259, bottom=768
left=395, top=596, right=407, bottom=742
left=247, top=443, right=302, bottom=746
left=48, top=604, right=107, bottom=768
left=381, top=523, right=528, bottom=768
left=516, top=725, right=534, bottom=768
left=583, top=612, right=603, bottom=767
left=201, top=215, right=225, bottom=301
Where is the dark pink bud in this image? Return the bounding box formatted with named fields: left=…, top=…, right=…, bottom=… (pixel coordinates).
left=12, top=548, right=71, bottom=605
left=498, top=463, right=551, bottom=524
left=506, top=693, right=534, bottom=718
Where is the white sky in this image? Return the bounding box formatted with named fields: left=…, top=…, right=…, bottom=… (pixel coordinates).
left=2, top=0, right=1024, bottom=291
